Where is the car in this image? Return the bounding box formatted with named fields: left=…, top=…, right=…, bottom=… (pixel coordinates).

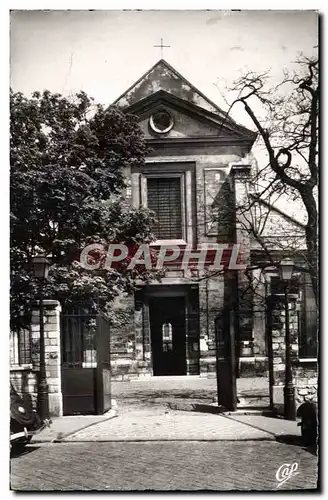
left=10, top=382, right=50, bottom=452
left=297, top=401, right=318, bottom=446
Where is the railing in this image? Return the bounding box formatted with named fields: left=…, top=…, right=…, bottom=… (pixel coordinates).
left=61, top=312, right=97, bottom=367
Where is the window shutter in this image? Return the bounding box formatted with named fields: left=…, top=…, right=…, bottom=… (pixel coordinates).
left=147, top=177, right=182, bottom=239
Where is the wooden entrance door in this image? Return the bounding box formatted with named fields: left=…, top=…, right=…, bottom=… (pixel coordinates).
left=149, top=296, right=186, bottom=376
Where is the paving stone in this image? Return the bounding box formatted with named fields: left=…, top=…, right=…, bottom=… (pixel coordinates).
left=10, top=441, right=318, bottom=491
left=227, top=414, right=300, bottom=437
left=31, top=412, right=117, bottom=443
left=64, top=408, right=274, bottom=442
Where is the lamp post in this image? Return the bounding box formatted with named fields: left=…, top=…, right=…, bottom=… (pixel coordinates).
left=32, top=255, right=50, bottom=421
left=279, top=258, right=296, bottom=421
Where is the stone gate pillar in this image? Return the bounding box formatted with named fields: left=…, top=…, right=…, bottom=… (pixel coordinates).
left=31, top=300, right=63, bottom=417
left=267, top=295, right=317, bottom=414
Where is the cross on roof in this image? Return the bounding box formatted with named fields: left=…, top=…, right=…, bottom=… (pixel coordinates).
left=153, top=38, right=170, bottom=58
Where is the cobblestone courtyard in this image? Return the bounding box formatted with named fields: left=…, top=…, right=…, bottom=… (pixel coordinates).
left=11, top=440, right=318, bottom=491
left=11, top=378, right=319, bottom=491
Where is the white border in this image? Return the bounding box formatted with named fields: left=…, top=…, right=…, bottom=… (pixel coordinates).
left=3, top=3, right=325, bottom=498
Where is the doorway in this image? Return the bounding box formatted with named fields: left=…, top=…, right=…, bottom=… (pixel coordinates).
left=149, top=296, right=186, bottom=376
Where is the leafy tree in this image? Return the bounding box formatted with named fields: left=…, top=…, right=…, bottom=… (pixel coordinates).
left=10, top=89, right=156, bottom=330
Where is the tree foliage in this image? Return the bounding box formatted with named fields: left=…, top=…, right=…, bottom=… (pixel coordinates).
left=10, top=89, right=156, bottom=330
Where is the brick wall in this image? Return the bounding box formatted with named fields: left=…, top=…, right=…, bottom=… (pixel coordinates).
left=10, top=300, right=63, bottom=417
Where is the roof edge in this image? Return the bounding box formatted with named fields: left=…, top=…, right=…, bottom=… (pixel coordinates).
left=112, top=59, right=167, bottom=105
left=250, top=193, right=306, bottom=229
left=113, top=59, right=233, bottom=124
left=122, top=89, right=256, bottom=140
left=156, top=59, right=229, bottom=119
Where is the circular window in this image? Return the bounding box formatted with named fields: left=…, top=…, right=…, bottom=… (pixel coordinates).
left=149, top=110, right=174, bottom=134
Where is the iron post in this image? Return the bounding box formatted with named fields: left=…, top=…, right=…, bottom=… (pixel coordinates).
left=37, top=283, right=50, bottom=421
left=283, top=282, right=296, bottom=420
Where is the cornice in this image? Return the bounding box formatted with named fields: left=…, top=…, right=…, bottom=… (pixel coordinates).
left=146, top=135, right=255, bottom=149
left=124, top=90, right=257, bottom=143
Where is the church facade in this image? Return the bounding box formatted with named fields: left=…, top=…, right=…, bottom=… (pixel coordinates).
left=9, top=59, right=317, bottom=416
left=109, top=59, right=271, bottom=379
left=109, top=60, right=317, bottom=381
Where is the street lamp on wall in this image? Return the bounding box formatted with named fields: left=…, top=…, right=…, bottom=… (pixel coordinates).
left=32, top=255, right=50, bottom=421
left=280, top=258, right=294, bottom=282
left=279, top=258, right=296, bottom=421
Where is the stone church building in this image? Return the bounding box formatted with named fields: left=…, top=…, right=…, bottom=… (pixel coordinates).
left=108, top=59, right=317, bottom=381
left=10, top=59, right=317, bottom=417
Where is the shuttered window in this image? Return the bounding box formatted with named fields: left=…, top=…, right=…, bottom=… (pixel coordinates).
left=147, top=177, right=183, bottom=239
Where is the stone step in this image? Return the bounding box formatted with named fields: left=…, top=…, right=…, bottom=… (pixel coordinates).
left=237, top=396, right=270, bottom=408
left=224, top=408, right=273, bottom=416
left=171, top=402, right=272, bottom=416
left=237, top=392, right=270, bottom=396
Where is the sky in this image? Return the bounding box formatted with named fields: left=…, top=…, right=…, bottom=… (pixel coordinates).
left=9, top=9, right=318, bottom=221
left=10, top=10, right=318, bottom=118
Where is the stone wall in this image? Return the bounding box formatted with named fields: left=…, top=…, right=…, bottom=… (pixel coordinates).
left=109, top=291, right=154, bottom=380
left=238, top=357, right=269, bottom=378
left=111, top=136, right=257, bottom=379
left=199, top=278, right=225, bottom=374
left=109, top=294, right=136, bottom=380
left=10, top=300, right=63, bottom=417
left=268, top=296, right=318, bottom=413
left=293, top=362, right=318, bottom=407
left=10, top=369, right=38, bottom=408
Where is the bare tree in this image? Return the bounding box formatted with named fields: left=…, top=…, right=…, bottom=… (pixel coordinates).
left=221, top=56, right=318, bottom=304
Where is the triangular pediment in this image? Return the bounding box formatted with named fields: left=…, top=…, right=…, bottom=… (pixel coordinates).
left=131, top=92, right=247, bottom=140
left=121, top=90, right=256, bottom=143
left=114, top=59, right=227, bottom=117
left=113, top=59, right=256, bottom=145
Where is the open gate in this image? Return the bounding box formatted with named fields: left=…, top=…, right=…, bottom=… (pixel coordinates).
left=61, top=309, right=111, bottom=415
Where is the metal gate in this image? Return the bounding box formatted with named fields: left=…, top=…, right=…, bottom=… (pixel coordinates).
left=61, top=310, right=111, bottom=415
